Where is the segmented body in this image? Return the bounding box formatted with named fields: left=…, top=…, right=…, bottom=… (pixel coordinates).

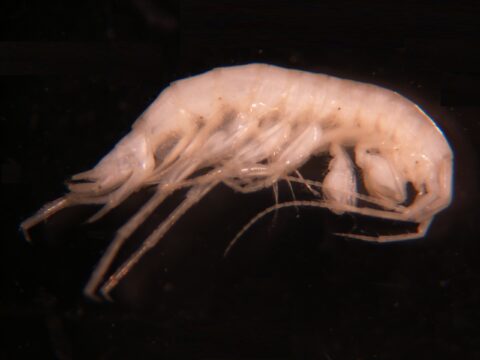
left=21, top=64, right=453, bottom=300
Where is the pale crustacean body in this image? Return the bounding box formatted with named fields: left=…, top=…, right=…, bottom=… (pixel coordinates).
left=21, top=64, right=453, bottom=300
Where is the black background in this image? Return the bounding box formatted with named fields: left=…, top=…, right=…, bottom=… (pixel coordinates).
left=1, top=1, right=479, bottom=359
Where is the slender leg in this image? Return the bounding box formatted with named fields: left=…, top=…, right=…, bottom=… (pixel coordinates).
left=270, top=177, right=301, bottom=224
left=67, top=171, right=127, bottom=195
left=225, top=179, right=274, bottom=193
left=86, top=169, right=225, bottom=298
left=294, top=170, right=321, bottom=197
left=99, top=182, right=218, bottom=299
left=87, top=173, right=148, bottom=223
left=271, top=181, right=280, bottom=225
left=285, top=177, right=300, bottom=217
left=285, top=175, right=405, bottom=213
left=222, top=165, right=271, bottom=194
left=285, top=177, right=297, bottom=201
left=298, top=186, right=439, bottom=242
left=272, top=181, right=279, bottom=204
left=83, top=186, right=173, bottom=299
left=223, top=196, right=433, bottom=256
left=20, top=197, right=71, bottom=241
left=20, top=194, right=108, bottom=241
left=334, top=218, right=433, bottom=243
left=316, top=201, right=410, bottom=222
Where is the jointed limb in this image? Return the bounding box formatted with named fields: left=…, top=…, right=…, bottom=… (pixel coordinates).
left=21, top=197, right=71, bottom=241
left=335, top=218, right=433, bottom=243
left=21, top=194, right=108, bottom=242
left=223, top=196, right=432, bottom=256
left=83, top=186, right=173, bottom=299
left=99, top=181, right=218, bottom=299
left=284, top=176, right=406, bottom=213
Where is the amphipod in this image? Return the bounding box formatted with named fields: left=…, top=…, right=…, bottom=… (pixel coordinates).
left=21, top=64, right=453, bottom=300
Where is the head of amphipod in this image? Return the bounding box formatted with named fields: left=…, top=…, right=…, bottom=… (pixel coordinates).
left=69, top=129, right=155, bottom=200
left=108, top=131, right=154, bottom=175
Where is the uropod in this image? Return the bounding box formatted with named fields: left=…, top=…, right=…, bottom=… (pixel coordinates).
left=21, top=64, right=453, bottom=300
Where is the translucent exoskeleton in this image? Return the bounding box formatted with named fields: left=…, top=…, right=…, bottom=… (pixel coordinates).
left=21, top=64, right=453, bottom=300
